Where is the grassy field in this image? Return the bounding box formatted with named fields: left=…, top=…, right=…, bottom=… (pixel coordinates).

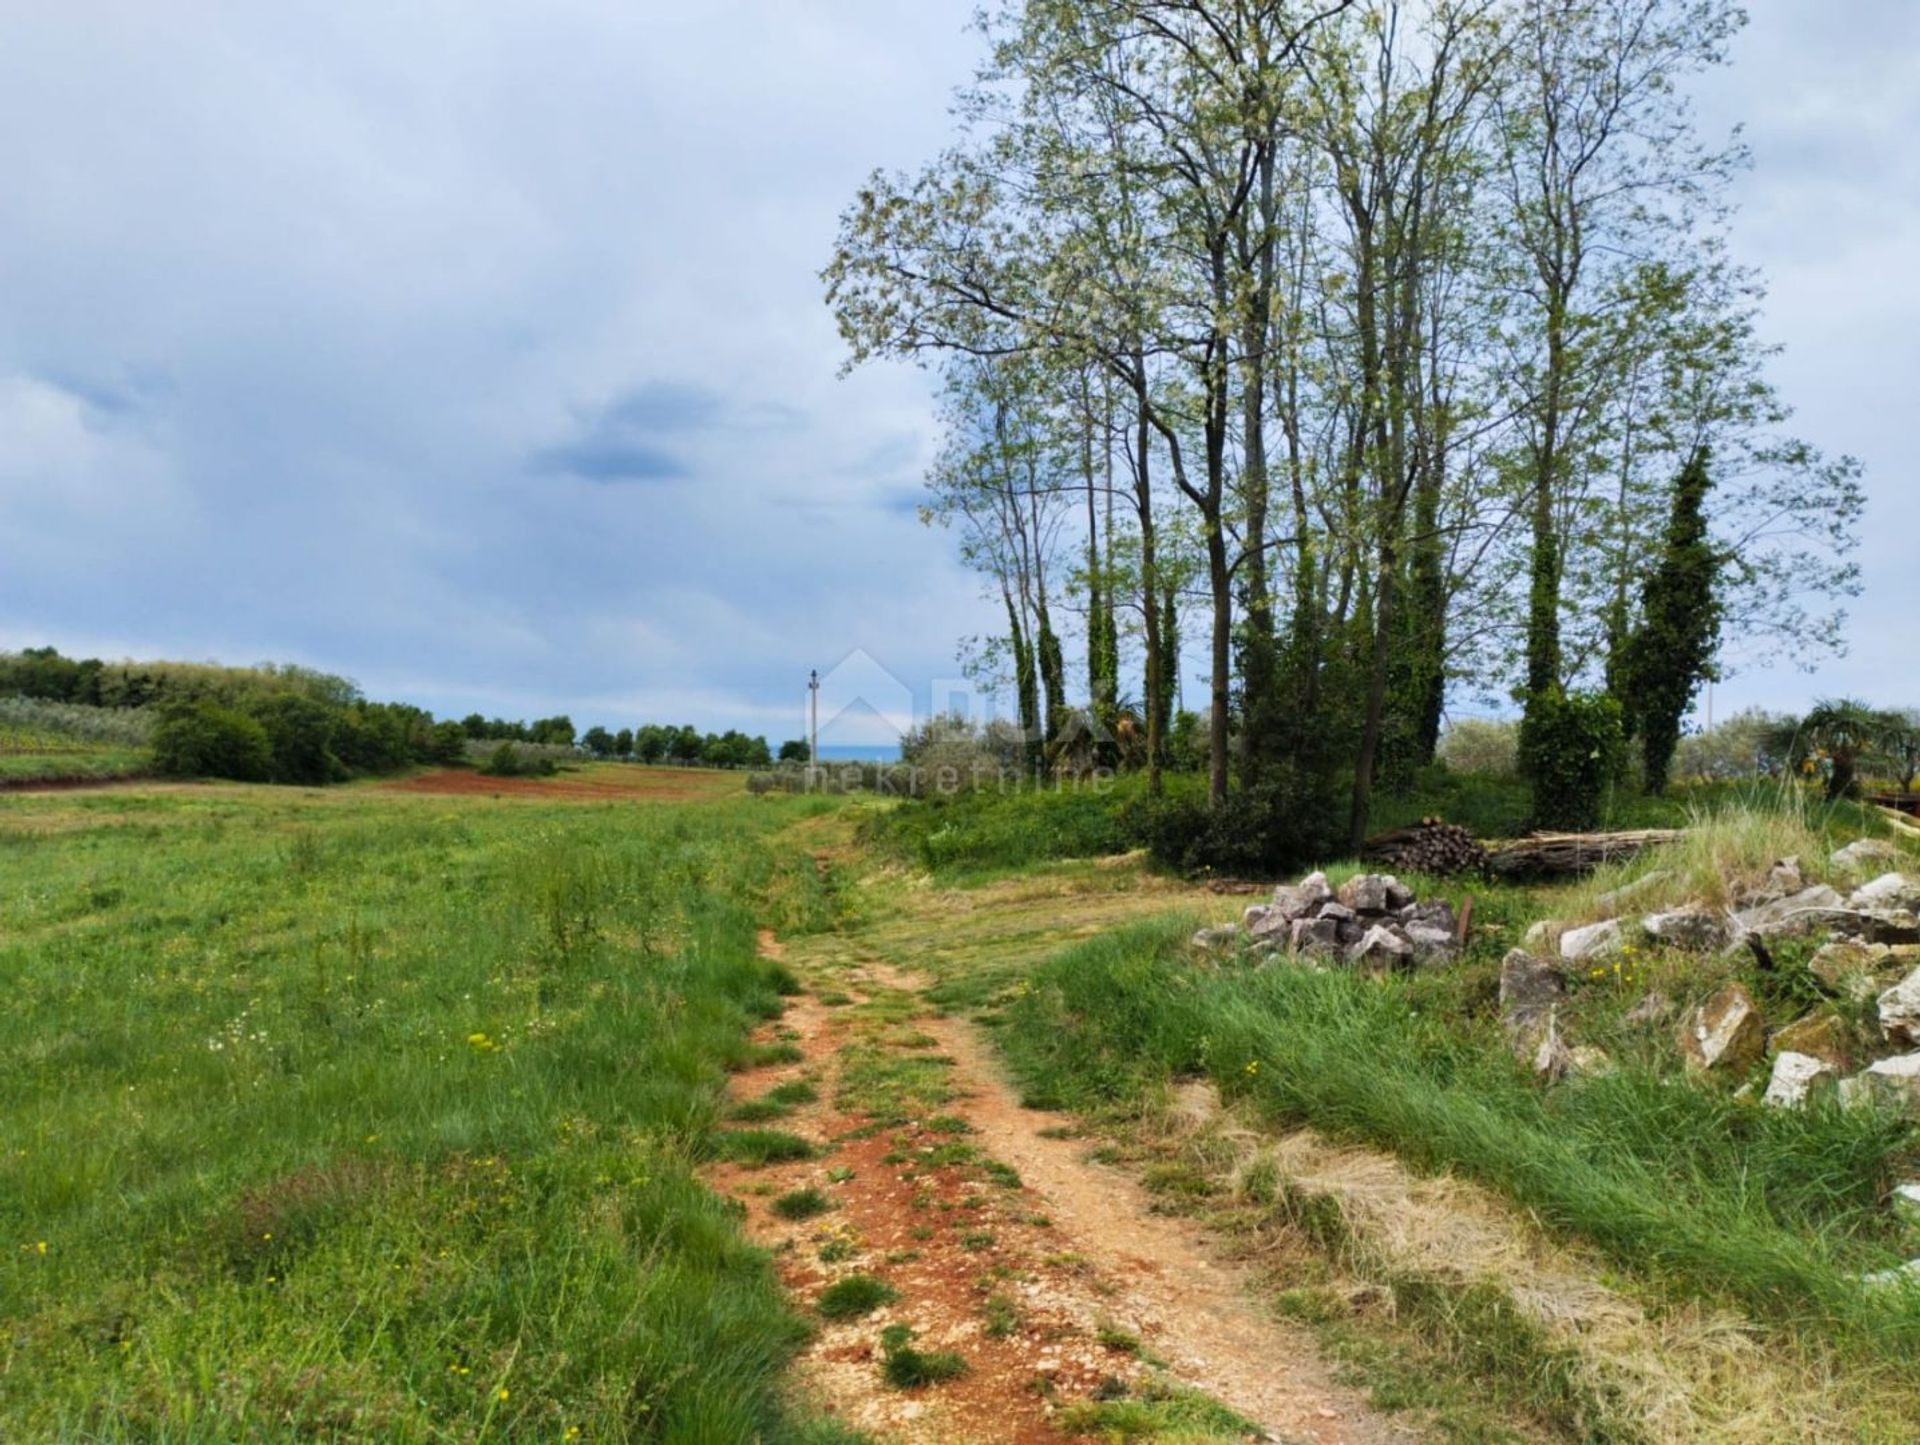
left=0, top=699, right=153, bottom=785
left=0, top=770, right=856, bottom=1440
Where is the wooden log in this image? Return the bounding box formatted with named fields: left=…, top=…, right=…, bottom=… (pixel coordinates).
left=1484, top=829, right=1684, bottom=881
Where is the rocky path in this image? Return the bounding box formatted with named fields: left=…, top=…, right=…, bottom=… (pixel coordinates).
left=702, top=930, right=1414, bottom=1445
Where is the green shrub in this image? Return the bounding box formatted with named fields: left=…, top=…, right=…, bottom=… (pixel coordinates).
left=1518, top=689, right=1626, bottom=830
left=151, top=700, right=273, bottom=782
left=1133, top=765, right=1343, bottom=877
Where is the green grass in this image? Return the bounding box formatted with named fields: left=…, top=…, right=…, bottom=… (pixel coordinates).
left=713, top=1129, right=818, bottom=1167
left=1053, top=1377, right=1253, bottom=1440
left=771, top=1188, right=833, bottom=1221
left=861, top=775, right=1169, bottom=874
left=876, top=1324, right=966, bottom=1388
left=0, top=782, right=848, bottom=1440
left=993, top=918, right=1920, bottom=1360
left=815, top=1274, right=898, bottom=1320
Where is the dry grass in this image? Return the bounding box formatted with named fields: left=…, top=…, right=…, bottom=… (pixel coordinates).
left=1158, top=1086, right=1912, bottom=1443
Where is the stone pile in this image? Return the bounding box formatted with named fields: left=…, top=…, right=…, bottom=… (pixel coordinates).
left=1193, top=870, right=1461, bottom=970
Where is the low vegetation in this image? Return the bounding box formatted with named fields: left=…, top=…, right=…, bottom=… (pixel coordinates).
left=990, top=906, right=1920, bottom=1362
left=0, top=784, right=848, bottom=1440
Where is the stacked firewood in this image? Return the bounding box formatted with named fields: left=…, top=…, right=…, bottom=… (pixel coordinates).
left=1361, top=819, right=1489, bottom=877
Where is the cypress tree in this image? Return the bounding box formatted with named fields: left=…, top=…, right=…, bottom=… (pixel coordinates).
left=1623, top=447, right=1723, bottom=794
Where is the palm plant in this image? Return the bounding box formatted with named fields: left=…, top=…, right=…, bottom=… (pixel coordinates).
left=1771, top=698, right=1891, bottom=801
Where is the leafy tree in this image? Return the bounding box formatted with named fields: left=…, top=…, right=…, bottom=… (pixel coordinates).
left=1621, top=448, right=1723, bottom=793
left=613, top=727, right=633, bottom=758
left=777, top=738, right=809, bottom=764
left=430, top=721, right=468, bottom=764
left=245, top=693, right=340, bottom=785
left=582, top=725, right=615, bottom=758
left=151, top=701, right=272, bottom=782
left=668, top=726, right=704, bottom=765
left=634, top=725, right=670, bottom=764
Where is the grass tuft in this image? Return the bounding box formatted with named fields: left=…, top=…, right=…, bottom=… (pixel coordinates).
left=877, top=1324, right=967, bottom=1388
left=815, top=1274, right=899, bottom=1321
left=771, top=1188, right=832, bottom=1221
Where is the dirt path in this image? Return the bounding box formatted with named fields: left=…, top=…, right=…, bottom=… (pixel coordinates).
left=704, top=933, right=1414, bottom=1445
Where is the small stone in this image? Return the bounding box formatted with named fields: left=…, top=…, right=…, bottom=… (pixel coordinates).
left=1729, top=884, right=1847, bottom=941
left=1893, top=1183, right=1920, bottom=1226
left=1271, top=871, right=1333, bottom=921
left=1769, top=856, right=1806, bottom=894
left=1677, top=983, right=1767, bottom=1073
left=1567, top=1045, right=1615, bottom=1078
left=1559, top=918, right=1623, bottom=962
left=1770, top=1013, right=1854, bottom=1070
left=1878, top=967, right=1920, bottom=1047
left=1290, top=916, right=1342, bottom=956
left=1849, top=873, right=1920, bottom=914
left=1404, top=924, right=1458, bottom=964
left=1852, top=1053, right=1920, bottom=1116
left=1832, top=838, right=1902, bottom=874
left=1349, top=924, right=1413, bottom=971
left=1763, top=1052, right=1838, bottom=1109
left=1810, top=940, right=1894, bottom=1000
left=1400, top=899, right=1458, bottom=934
left=1246, top=905, right=1292, bottom=941
left=1530, top=1009, right=1571, bottom=1081
left=1190, top=926, right=1239, bottom=953
left=1316, top=901, right=1357, bottom=925
left=1500, top=949, right=1568, bottom=1013
left=1641, top=907, right=1728, bottom=952
left=1860, top=1258, right=1920, bottom=1290
left=1337, top=873, right=1406, bottom=916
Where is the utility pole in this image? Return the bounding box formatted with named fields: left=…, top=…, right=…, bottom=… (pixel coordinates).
left=808, top=668, right=820, bottom=791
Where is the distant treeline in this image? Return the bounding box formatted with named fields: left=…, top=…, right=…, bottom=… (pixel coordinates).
left=1, top=645, right=786, bottom=783
left=459, top=714, right=781, bottom=769
left=1, top=646, right=464, bottom=784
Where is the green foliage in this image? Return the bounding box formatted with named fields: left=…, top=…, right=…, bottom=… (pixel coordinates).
left=1774, top=699, right=1901, bottom=801
left=1620, top=448, right=1724, bottom=793
left=864, top=780, right=1147, bottom=874
left=478, top=742, right=559, bottom=779
left=1134, top=765, right=1344, bottom=877
left=1518, top=690, right=1626, bottom=830
left=151, top=700, right=273, bottom=782
left=243, top=692, right=341, bottom=784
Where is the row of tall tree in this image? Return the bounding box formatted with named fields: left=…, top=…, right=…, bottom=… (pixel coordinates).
left=828, top=0, right=1861, bottom=840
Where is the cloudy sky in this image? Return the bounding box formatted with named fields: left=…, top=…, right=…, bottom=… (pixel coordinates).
left=0, top=3, right=1913, bottom=741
